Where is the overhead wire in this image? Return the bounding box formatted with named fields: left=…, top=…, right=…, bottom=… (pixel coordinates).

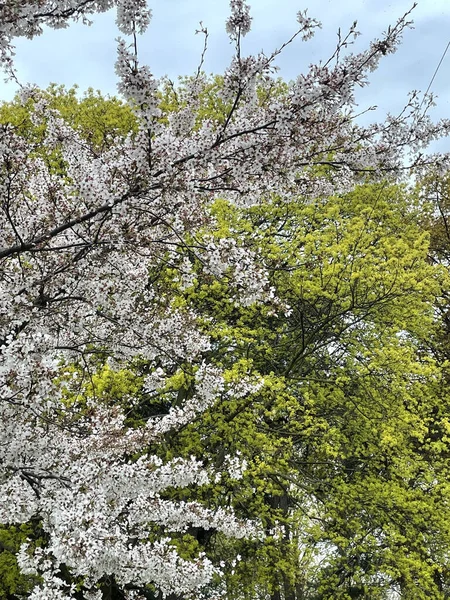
left=419, top=39, right=450, bottom=112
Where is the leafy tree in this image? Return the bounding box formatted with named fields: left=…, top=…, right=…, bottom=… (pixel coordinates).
left=0, top=522, right=42, bottom=598
left=0, top=84, right=137, bottom=150
left=158, top=182, right=449, bottom=600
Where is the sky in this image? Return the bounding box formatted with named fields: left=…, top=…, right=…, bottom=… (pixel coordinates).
left=0, top=0, right=449, bottom=142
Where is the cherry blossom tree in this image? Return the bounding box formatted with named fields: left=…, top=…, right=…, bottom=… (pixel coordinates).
left=0, top=0, right=449, bottom=598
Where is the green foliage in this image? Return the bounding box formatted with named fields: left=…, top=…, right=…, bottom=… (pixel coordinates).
left=0, top=84, right=138, bottom=180
left=0, top=84, right=137, bottom=150
left=0, top=522, right=43, bottom=598
left=141, top=179, right=449, bottom=598
left=158, top=73, right=288, bottom=128
left=158, top=75, right=231, bottom=126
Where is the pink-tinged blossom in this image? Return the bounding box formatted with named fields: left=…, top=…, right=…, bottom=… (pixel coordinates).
left=296, top=9, right=322, bottom=41
left=225, top=0, right=252, bottom=40
left=116, top=0, right=152, bottom=35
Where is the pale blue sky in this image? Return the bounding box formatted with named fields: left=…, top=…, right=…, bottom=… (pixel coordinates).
left=0, top=0, right=449, bottom=135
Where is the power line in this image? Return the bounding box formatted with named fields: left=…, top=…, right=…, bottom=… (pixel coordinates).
left=420, top=40, right=450, bottom=110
